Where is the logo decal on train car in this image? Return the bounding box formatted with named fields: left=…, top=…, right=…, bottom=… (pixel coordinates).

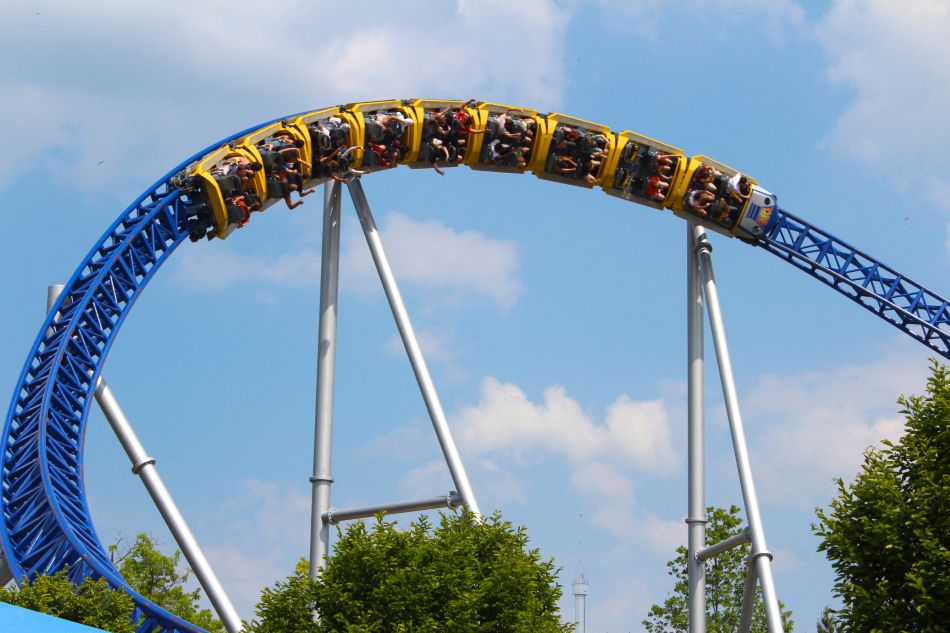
left=745, top=201, right=774, bottom=232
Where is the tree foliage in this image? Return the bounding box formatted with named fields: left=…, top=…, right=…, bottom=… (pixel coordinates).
left=642, top=505, right=794, bottom=632
left=814, top=360, right=950, bottom=632
left=111, top=532, right=226, bottom=633
left=0, top=569, right=136, bottom=633
left=247, top=510, right=571, bottom=633
left=816, top=606, right=841, bottom=633
left=0, top=533, right=226, bottom=632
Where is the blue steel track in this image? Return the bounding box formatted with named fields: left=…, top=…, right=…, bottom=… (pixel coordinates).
left=2, top=110, right=949, bottom=633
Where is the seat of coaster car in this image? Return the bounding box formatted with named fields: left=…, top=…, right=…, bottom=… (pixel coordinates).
left=213, top=172, right=242, bottom=198
left=226, top=201, right=246, bottom=224
left=258, top=148, right=286, bottom=172
left=265, top=174, right=289, bottom=199
left=314, top=131, right=333, bottom=152
left=364, top=120, right=386, bottom=143
left=545, top=129, right=569, bottom=172
left=423, top=115, right=443, bottom=134
left=713, top=173, right=730, bottom=195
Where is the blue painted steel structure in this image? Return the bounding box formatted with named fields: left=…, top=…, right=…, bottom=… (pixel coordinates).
left=761, top=209, right=950, bottom=358
left=1, top=114, right=949, bottom=633
left=0, top=120, right=285, bottom=633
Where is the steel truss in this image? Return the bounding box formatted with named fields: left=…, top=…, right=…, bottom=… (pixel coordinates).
left=0, top=119, right=288, bottom=633
left=761, top=209, right=950, bottom=357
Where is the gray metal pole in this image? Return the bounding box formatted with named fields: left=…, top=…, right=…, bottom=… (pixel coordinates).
left=94, top=379, right=243, bottom=633
left=738, top=556, right=759, bottom=633
left=46, top=286, right=243, bottom=633
left=690, top=228, right=784, bottom=633
left=346, top=178, right=482, bottom=517
left=310, top=181, right=342, bottom=577
left=325, top=491, right=461, bottom=524
left=686, top=222, right=706, bottom=633
left=696, top=528, right=750, bottom=562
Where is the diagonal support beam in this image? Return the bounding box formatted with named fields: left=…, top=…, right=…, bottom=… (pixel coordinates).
left=347, top=178, right=481, bottom=517
left=690, top=228, right=784, bottom=633
left=738, top=555, right=759, bottom=633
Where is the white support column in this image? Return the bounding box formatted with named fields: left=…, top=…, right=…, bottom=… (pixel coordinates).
left=310, top=181, right=342, bottom=577
left=690, top=227, right=784, bottom=633
left=347, top=179, right=482, bottom=517
left=686, top=222, right=706, bottom=633
left=46, top=286, right=243, bottom=633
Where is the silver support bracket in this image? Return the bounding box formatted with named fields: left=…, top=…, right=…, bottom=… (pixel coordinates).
left=695, top=528, right=750, bottom=562
left=325, top=492, right=462, bottom=524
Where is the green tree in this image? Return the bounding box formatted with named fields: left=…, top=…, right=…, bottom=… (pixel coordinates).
left=246, top=510, right=572, bottom=633
left=815, top=606, right=841, bottom=633
left=642, top=505, right=794, bottom=632
left=0, top=568, right=137, bottom=633
left=813, top=360, right=950, bottom=632
left=111, top=532, right=226, bottom=633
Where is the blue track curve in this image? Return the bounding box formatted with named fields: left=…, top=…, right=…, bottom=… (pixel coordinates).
left=3, top=108, right=950, bottom=633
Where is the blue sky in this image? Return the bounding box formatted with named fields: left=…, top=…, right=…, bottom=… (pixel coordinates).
left=2, top=1, right=949, bottom=631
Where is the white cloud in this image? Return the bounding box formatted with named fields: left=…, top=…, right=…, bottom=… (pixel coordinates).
left=606, top=396, right=678, bottom=473
left=358, top=425, right=435, bottom=464
left=741, top=343, right=930, bottom=507
left=569, top=461, right=683, bottom=553
left=172, top=212, right=521, bottom=314
left=816, top=0, right=950, bottom=209
left=342, top=212, right=522, bottom=311
left=446, top=378, right=684, bottom=557
left=0, top=0, right=569, bottom=191
left=398, top=459, right=455, bottom=500
left=172, top=245, right=322, bottom=290
left=321, top=1, right=568, bottom=108
left=203, top=479, right=312, bottom=617
left=589, top=0, right=804, bottom=37
left=455, top=377, right=679, bottom=471
left=367, top=376, right=683, bottom=560
left=398, top=457, right=531, bottom=507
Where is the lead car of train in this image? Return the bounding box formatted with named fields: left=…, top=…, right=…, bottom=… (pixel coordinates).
left=175, top=98, right=778, bottom=244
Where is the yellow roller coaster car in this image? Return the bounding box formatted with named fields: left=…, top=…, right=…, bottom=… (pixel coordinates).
left=178, top=98, right=779, bottom=244
left=532, top=113, right=612, bottom=188
left=470, top=103, right=544, bottom=174
left=602, top=131, right=685, bottom=211
left=406, top=99, right=483, bottom=174
left=346, top=100, right=418, bottom=172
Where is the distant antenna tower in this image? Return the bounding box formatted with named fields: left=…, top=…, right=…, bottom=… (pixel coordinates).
left=572, top=514, right=589, bottom=633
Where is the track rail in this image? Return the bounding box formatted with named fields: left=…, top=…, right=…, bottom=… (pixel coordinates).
left=761, top=209, right=950, bottom=358
left=3, top=103, right=949, bottom=633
